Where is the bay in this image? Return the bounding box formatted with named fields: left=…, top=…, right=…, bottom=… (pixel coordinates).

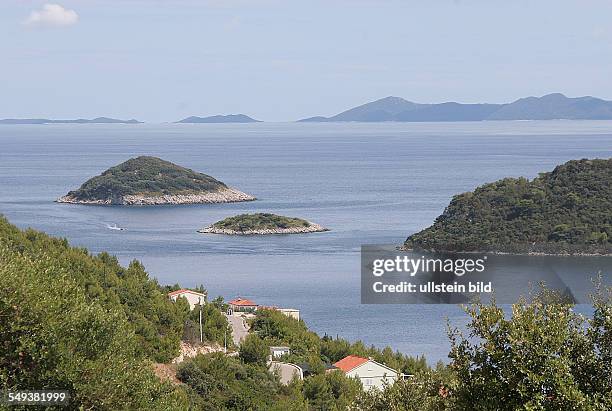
left=1, top=120, right=611, bottom=364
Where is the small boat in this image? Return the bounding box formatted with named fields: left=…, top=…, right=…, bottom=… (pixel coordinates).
left=106, top=223, right=125, bottom=231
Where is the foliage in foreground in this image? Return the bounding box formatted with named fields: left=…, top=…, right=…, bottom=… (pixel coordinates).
left=448, top=285, right=612, bottom=410
left=0, top=216, right=188, bottom=363
left=177, top=352, right=306, bottom=410
left=183, top=302, right=233, bottom=348
left=354, top=365, right=455, bottom=410
left=406, top=158, right=612, bottom=254
left=356, top=283, right=612, bottom=410
left=0, top=229, right=187, bottom=409
left=239, top=333, right=271, bottom=366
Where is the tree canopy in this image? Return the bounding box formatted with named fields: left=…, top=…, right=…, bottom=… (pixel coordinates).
left=405, top=158, right=612, bottom=254
left=356, top=283, right=612, bottom=410
left=0, top=216, right=188, bottom=408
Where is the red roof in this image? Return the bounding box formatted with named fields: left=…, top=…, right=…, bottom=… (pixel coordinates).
left=228, top=298, right=257, bottom=306
left=168, top=289, right=206, bottom=297
left=333, top=355, right=369, bottom=373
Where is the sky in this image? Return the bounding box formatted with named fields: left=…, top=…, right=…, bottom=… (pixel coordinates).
left=1, top=0, right=612, bottom=122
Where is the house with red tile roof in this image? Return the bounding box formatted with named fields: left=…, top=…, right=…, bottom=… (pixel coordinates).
left=332, top=355, right=398, bottom=390
left=168, top=289, right=207, bottom=310
left=228, top=297, right=258, bottom=313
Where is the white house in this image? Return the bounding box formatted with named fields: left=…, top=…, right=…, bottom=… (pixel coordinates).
left=278, top=308, right=300, bottom=321
left=332, top=355, right=398, bottom=390
left=269, top=346, right=291, bottom=359
left=168, top=289, right=207, bottom=310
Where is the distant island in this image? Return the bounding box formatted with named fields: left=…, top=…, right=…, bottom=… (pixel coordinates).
left=176, top=114, right=260, bottom=123
left=198, top=213, right=328, bottom=235
left=299, top=93, right=612, bottom=122
left=0, top=117, right=142, bottom=124
left=57, top=156, right=255, bottom=205
left=404, top=158, right=612, bottom=255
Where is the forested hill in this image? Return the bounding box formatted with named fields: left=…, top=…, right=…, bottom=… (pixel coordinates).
left=0, top=216, right=189, bottom=408
left=64, top=156, right=227, bottom=201
left=404, top=158, right=612, bottom=255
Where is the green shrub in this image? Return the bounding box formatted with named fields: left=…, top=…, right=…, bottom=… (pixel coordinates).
left=177, top=353, right=283, bottom=410
left=239, top=334, right=270, bottom=365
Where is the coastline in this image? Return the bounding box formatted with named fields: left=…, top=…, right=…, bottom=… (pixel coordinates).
left=399, top=245, right=612, bottom=257
left=198, top=223, right=329, bottom=235
left=56, top=187, right=256, bottom=205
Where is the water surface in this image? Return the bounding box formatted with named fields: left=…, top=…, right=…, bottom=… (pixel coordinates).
left=1, top=121, right=611, bottom=363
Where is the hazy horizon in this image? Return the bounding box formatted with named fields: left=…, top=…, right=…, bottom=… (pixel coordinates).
left=2, top=1, right=612, bottom=122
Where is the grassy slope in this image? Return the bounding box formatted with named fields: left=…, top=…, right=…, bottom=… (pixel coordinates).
left=405, top=158, right=612, bottom=254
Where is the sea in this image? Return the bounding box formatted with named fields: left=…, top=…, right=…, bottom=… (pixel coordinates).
left=1, top=121, right=611, bottom=364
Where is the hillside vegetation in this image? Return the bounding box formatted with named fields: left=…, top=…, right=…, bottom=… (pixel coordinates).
left=357, top=285, right=612, bottom=410
left=212, top=213, right=311, bottom=231
left=64, top=156, right=227, bottom=201
left=1, top=215, right=610, bottom=409
left=405, top=158, right=612, bottom=254
left=0, top=216, right=189, bottom=408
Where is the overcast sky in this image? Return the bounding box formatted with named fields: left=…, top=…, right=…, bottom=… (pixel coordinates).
left=2, top=0, right=612, bottom=122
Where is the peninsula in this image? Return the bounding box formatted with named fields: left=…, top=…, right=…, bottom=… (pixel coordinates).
left=57, top=156, right=255, bottom=205
left=404, top=158, right=612, bottom=255
left=198, top=213, right=328, bottom=235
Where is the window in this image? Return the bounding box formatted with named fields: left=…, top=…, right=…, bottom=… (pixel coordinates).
left=365, top=379, right=373, bottom=386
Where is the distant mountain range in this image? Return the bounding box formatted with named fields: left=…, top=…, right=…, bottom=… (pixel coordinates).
left=298, top=93, right=612, bottom=122
left=0, top=117, right=142, bottom=125
left=176, top=114, right=260, bottom=123
left=4, top=94, right=612, bottom=124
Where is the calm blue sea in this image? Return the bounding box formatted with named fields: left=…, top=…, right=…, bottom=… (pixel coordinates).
left=1, top=121, right=611, bottom=364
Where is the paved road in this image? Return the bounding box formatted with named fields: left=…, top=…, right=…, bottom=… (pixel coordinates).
left=269, top=362, right=303, bottom=385
left=225, top=314, right=249, bottom=346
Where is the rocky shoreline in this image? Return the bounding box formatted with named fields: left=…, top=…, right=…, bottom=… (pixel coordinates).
left=56, top=187, right=256, bottom=205
left=198, top=223, right=329, bottom=235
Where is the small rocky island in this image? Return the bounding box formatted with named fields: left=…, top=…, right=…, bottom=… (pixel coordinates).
left=404, top=158, right=612, bottom=255
left=199, top=213, right=328, bottom=235
left=57, top=156, right=255, bottom=205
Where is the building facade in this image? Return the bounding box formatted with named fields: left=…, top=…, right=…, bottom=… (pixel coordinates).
left=333, top=355, right=398, bottom=390
left=168, top=289, right=207, bottom=310
left=278, top=308, right=300, bottom=321
left=228, top=297, right=258, bottom=313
